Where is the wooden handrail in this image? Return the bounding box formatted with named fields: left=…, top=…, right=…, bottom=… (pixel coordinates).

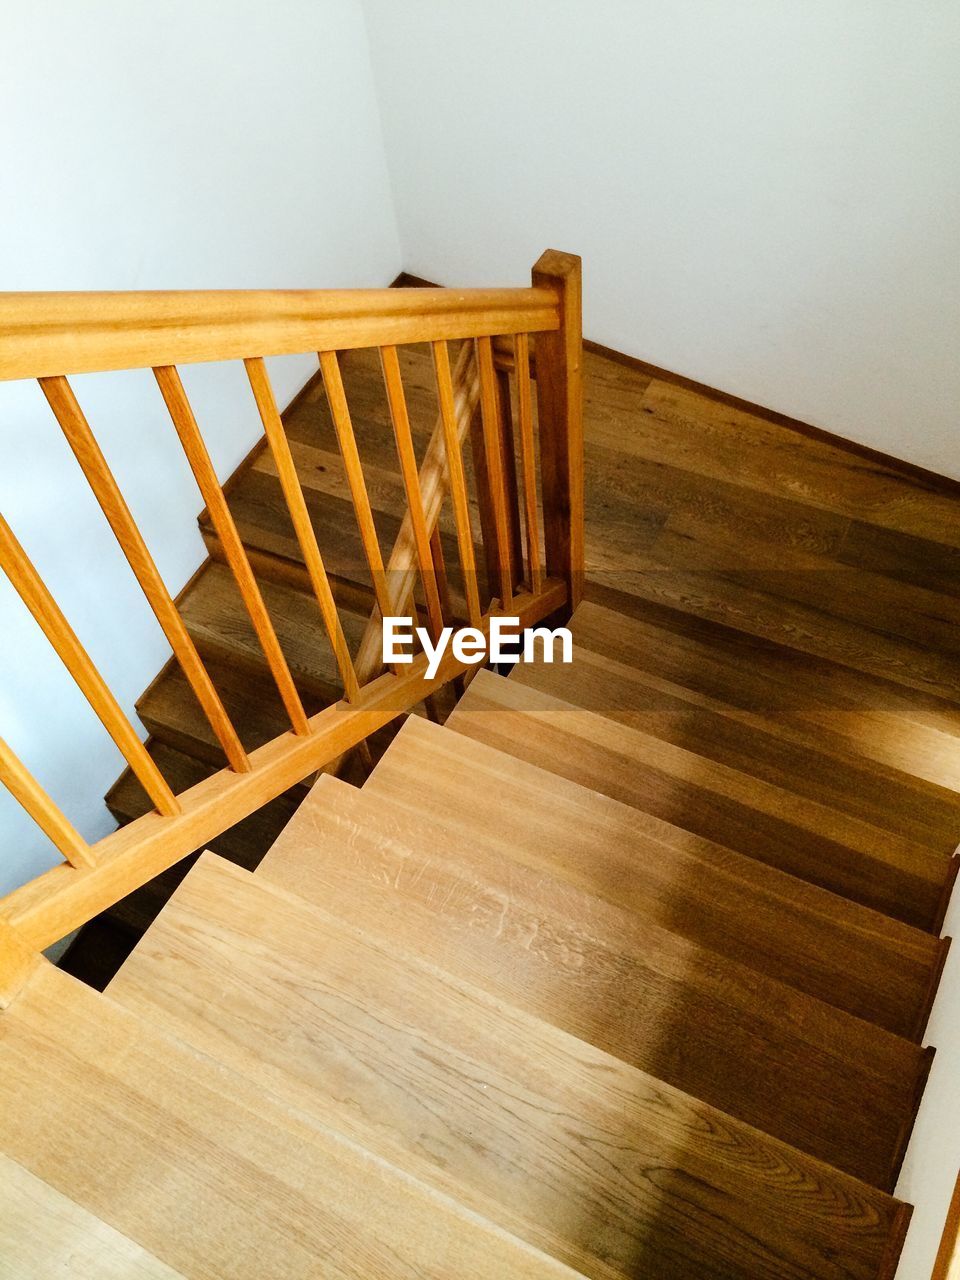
left=0, top=250, right=583, bottom=1006
left=1, top=581, right=566, bottom=954
left=0, top=287, right=558, bottom=381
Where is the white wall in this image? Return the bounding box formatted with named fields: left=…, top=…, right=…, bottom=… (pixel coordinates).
left=0, top=0, right=400, bottom=902
left=361, top=0, right=960, bottom=480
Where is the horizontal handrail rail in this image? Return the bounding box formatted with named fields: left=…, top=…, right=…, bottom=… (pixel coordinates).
left=0, top=286, right=559, bottom=380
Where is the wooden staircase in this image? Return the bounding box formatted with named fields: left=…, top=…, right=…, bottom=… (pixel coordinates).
left=3, top=261, right=960, bottom=1275
left=6, top=593, right=955, bottom=1275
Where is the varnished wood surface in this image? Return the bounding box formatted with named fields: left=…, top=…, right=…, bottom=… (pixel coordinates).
left=0, top=286, right=558, bottom=379
left=0, top=1151, right=185, bottom=1279
left=4, top=580, right=565, bottom=952
left=255, top=773, right=926, bottom=1189
left=452, top=670, right=952, bottom=932
left=524, top=602, right=960, bottom=853
left=365, top=715, right=945, bottom=1040
left=110, top=853, right=911, bottom=1280
left=0, top=964, right=580, bottom=1280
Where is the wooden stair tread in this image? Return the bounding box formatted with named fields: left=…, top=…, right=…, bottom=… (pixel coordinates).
left=0, top=963, right=578, bottom=1280
left=110, top=853, right=911, bottom=1280
left=103, top=738, right=301, bottom=935
left=579, top=586, right=960, bottom=795
left=178, top=559, right=368, bottom=703
left=364, top=714, right=946, bottom=1040
left=0, top=1151, right=185, bottom=1279
left=517, top=605, right=960, bottom=856
left=451, top=669, right=952, bottom=931
left=200, top=344, right=480, bottom=602
left=136, top=654, right=326, bottom=769
left=256, top=772, right=929, bottom=1189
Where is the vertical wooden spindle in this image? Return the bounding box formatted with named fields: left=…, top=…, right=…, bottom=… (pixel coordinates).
left=0, top=736, right=95, bottom=869
left=153, top=365, right=310, bottom=736
left=513, top=333, right=543, bottom=595
left=0, top=516, right=179, bottom=816
left=245, top=357, right=359, bottom=701
left=318, top=351, right=395, bottom=626
left=476, top=336, right=514, bottom=609
left=379, top=345, right=445, bottom=641
left=38, top=375, right=250, bottom=773
left=431, top=339, right=482, bottom=627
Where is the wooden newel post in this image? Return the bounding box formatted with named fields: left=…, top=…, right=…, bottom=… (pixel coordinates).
left=531, top=250, right=584, bottom=609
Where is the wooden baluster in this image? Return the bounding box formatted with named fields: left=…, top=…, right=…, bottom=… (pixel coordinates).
left=153, top=365, right=310, bottom=736
left=0, top=736, right=95, bottom=869
left=513, top=333, right=543, bottom=595
left=318, top=351, right=395, bottom=626
left=352, top=341, right=481, bottom=686
left=496, top=362, right=524, bottom=590
left=244, top=357, right=360, bottom=702
left=0, top=516, right=179, bottom=816
left=431, top=339, right=482, bottom=628
left=430, top=526, right=452, bottom=621
left=38, top=375, right=250, bottom=773
left=476, top=336, right=514, bottom=610
left=531, top=250, right=584, bottom=607
left=379, top=345, right=445, bottom=641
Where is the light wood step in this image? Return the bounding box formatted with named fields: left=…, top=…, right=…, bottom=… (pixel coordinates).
left=110, top=853, right=911, bottom=1280
left=518, top=600, right=960, bottom=857
left=364, top=714, right=947, bottom=1040
left=255, top=772, right=929, bottom=1189
left=0, top=963, right=581, bottom=1280
left=578, top=586, right=960, bottom=797
left=0, top=1151, right=185, bottom=1279
left=451, top=669, right=953, bottom=932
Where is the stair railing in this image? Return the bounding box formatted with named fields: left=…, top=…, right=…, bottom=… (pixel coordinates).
left=0, top=249, right=582, bottom=1004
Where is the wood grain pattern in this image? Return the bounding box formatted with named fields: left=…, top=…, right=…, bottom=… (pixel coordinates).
left=255, top=773, right=927, bottom=1190
left=0, top=964, right=579, bottom=1280
left=451, top=670, right=951, bottom=931
left=365, top=714, right=945, bottom=1040
left=577, top=589, right=960, bottom=795
left=0, top=580, right=566, bottom=950
left=0, top=286, right=559, bottom=379
left=0, top=1152, right=185, bottom=1279
left=109, top=853, right=911, bottom=1280
left=518, top=609, right=960, bottom=855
